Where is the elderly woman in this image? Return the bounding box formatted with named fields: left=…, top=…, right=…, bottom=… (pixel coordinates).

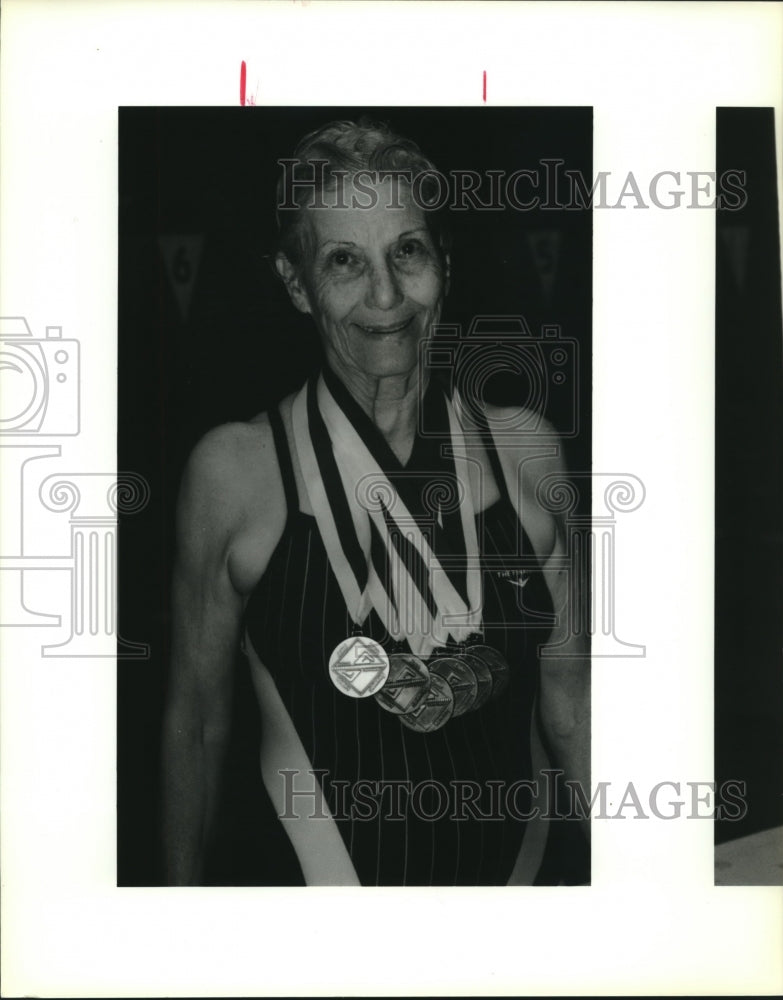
left=162, top=119, right=589, bottom=886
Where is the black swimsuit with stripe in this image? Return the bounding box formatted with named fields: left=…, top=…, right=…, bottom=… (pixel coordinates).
left=243, top=382, right=559, bottom=886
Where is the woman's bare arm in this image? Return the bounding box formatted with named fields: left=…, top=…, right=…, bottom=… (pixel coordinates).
left=161, top=424, right=263, bottom=885
left=490, top=409, right=591, bottom=827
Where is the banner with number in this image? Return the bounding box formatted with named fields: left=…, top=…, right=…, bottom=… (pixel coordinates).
left=158, top=235, right=205, bottom=323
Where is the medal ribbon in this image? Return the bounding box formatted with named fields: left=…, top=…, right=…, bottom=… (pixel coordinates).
left=313, top=372, right=481, bottom=656
left=292, top=378, right=377, bottom=630
left=444, top=388, right=482, bottom=628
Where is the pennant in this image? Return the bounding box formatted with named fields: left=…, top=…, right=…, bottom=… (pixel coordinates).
left=525, top=229, right=562, bottom=304
left=158, top=234, right=205, bottom=322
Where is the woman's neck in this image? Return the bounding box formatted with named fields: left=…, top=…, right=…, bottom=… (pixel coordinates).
left=326, top=356, right=427, bottom=465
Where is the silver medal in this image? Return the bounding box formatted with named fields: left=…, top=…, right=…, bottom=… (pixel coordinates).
left=429, top=653, right=479, bottom=717
left=469, top=644, right=511, bottom=700
left=398, top=673, right=455, bottom=733
left=460, top=648, right=494, bottom=708
left=374, top=652, right=431, bottom=715
left=328, top=635, right=390, bottom=698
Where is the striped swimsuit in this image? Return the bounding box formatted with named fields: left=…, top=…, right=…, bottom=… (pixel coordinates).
left=243, top=391, right=559, bottom=886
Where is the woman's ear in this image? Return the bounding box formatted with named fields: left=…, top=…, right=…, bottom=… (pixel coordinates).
left=443, top=251, right=451, bottom=297
left=274, top=253, right=312, bottom=315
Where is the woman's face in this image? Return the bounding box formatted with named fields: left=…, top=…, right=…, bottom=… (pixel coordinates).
left=282, top=176, right=448, bottom=383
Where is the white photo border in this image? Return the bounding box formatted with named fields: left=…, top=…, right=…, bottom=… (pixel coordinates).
left=1, top=1, right=782, bottom=996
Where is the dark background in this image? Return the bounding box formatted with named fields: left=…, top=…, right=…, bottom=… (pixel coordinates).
left=715, top=108, right=783, bottom=847
left=117, top=106, right=594, bottom=885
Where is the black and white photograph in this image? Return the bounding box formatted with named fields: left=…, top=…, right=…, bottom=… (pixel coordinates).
left=2, top=2, right=782, bottom=996
left=118, top=106, right=593, bottom=889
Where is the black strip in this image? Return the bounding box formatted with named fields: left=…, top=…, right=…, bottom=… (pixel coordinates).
left=306, top=377, right=369, bottom=596
left=715, top=107, right=783, bottom=846
left=420, top=376, right=469, bottom=604
left=382, top=503, right=439, bottom=621
left=369, top=518, right=397, bottom=617
left=470, top=404, right=513, bottom=509
left=267, top=406, right=298, bottom=518
left=324, top=365, right=470, bottom=603
left=322, top=363, right=406, bottom=473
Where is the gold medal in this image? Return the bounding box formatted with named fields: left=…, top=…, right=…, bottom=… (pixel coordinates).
left=328, top=635, right=390, bottom=698
left=374, top=652, right=431, bottom=716
left=398, top=673, right=455, bottom=733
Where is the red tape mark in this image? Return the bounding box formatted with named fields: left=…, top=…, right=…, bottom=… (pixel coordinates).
left=240, top=60, right=247, bottom=106
left=483, top=70, right=487, bottom=103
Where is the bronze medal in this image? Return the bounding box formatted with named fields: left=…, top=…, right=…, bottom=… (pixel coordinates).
left=328, top=635, right=390, bottom=698
left=374, top=652, right=431, bottom=716
left=469, top=644, right=511, bottom=700
left=429, top=653, right=478, bottom=718
left=398, top=673, right=455, bottom=733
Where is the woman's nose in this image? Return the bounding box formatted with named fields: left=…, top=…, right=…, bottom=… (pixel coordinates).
left=365, top=260, right=403, bottom=311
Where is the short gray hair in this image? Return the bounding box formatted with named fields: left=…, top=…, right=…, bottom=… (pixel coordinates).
left=275, top=117, right=451, bottom=268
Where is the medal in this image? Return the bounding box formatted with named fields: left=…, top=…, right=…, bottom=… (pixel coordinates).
left=374, top=651, right=431, bottom=716
left=328, top=635, right=390, bottom=698
left=469, top=644, right=511, bottom=699
left=310, top=372, right=484, bottom=658
left=292, top=370, right=512, bottom=731
left=398, top=673, right=455, bottom=733
left=429, top=651, right=478, bottom=717
left=458, top=648, right=494, bottom=709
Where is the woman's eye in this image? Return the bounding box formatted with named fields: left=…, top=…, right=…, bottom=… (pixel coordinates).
left=321, top=249, right=364, bottom=278
left=398, top=240, right=423, bottom=257
left=324, top=248, right=360, bottom=270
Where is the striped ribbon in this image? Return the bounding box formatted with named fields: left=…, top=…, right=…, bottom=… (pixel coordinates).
left=291, top=371, right=482, bottom=659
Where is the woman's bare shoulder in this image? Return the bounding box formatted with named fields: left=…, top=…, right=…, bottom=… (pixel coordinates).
left=177, top=411, right=288, bottom=542
left=481, top=402, right=566, bottom=565
left=189, top=389, right=297, bottom=476
left=481, top=403, right=567, bottom=476
left=482, top=402, right=561, bottom=452
left=185, top=418, right=274, bottom=490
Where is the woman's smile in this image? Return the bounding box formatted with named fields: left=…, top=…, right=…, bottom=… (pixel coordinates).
left=286, top=175, right=449, bottom=386
left=354, top=316, right=414, bottom=335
